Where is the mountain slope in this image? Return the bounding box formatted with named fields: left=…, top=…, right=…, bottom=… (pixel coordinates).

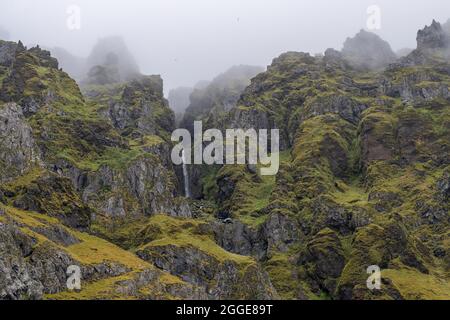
left=0, top=21, right=449, bottom=301
left=186, top=22, right=450, bottom=300
left=0, top=40, right=276, bottom=300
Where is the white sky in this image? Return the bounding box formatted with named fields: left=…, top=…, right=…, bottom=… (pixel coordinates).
left=1, top=0, right=449, bottom=93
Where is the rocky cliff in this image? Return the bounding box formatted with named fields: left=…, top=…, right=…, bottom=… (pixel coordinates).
left=0, top=41, right=276, bottom=299
left=0, top=21, right=449, bottom=300
left=180, top=21, right=450, bottom=300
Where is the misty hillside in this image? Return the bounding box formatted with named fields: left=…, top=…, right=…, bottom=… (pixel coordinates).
left=168, top=86, right=194, bottom=123
left=179, top=65, right=264, bottom=134
left=0, top=14, right=449, bottom=303
left=341, top=29, right=397, bottom=70
left=51, top=36, right=141, bottom=86
left=50, top=47, right=86, bottom=80
left=0, top=26, right=9, bottom=40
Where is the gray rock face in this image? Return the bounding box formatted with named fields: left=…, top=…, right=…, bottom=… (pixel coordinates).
left=303, top=95, right=368, bottom=125
left=417, top=20, right=449, bottom=50
left=342, top=30, right=397, bottom=70
left=0, top=223, right=44, bottom=299
left=310, top=197, right=353, bottom=235
left=211, top=211, right=301, bottom=261
left=393, top=20, right=450, bottom=68
left=324, top=48, right=349, bottom=70
left=102, top=76, right=175, bottom=139
left=437, top=171, right=450, bottom=201
left=0, top=103, right=40, bottom=183
left=136, top=244, right=278, bottom=300
left=212, top=220, right=267, bottom=260
left=108, top=268, right=207, bottom=300
left=381, top=69, right=450, bottom=102
left=54, top=157, right=191, bottom=218
left=0, top=40, right=17, bottom=67
left=263, top=212, right=300, bottom=255
left=0, top=219, right=143, bottom=299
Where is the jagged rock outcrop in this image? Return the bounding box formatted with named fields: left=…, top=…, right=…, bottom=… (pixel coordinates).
left=0, top=40, right=17, bottom=67
left=51, top=36, right=140, bottom=85
left=341, top=30, right=397, bottom=70
left=108, top=75, right=173, bottom=137
left=136, top=243, right=277, bottom=299
left=417, top=20, right=450, bottom=50
left=394, top=20, right=450, bottom=68
left=0, top=103, right=39, bottom=183
left=85, top=36, right=140, bottom=83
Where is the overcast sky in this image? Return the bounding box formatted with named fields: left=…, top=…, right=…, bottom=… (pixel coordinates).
left=1, top=0, right=449, bottom=93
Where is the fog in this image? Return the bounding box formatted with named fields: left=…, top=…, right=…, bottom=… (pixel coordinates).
left=1, top=0, right=449, bottom=94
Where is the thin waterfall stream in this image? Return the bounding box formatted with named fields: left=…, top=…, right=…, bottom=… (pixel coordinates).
left=182, top=149, right=191, bottom=198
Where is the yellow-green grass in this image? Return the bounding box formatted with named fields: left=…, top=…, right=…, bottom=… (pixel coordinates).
left=383, top=268, right=450, bottom=300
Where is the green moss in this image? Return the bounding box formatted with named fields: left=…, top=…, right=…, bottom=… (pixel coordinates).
left=331, top=178, right=369, bottom=207
left=67, top=231, right=149, bottom=269
left=45, top=273, right=138, bottom=300
left=383, top=268, right=450, bottom=300
left=138, top=215, right=254, bottom=265
left=264, top=253, right=300, bottom=300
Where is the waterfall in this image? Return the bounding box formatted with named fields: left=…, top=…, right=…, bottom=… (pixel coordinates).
left=182, top=149, right=191, bottom=198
